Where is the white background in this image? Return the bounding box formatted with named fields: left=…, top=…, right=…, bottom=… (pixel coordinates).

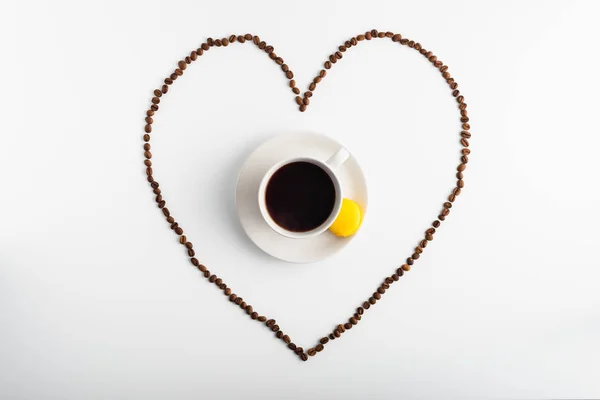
left=1, top=0, right=599, bottom=398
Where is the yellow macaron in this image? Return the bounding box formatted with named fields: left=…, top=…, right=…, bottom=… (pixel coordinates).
left=329, top=198, right=363, bottom=237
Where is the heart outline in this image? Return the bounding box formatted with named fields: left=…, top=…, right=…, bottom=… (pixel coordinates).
left=142, top=29, right=471, bottom=361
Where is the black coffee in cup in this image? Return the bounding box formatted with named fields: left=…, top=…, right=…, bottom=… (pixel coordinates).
left=265, top=161, right=336, bottom=232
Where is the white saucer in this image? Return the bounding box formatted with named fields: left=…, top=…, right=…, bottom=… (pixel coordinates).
left=235, top=132, right=368, bottom=263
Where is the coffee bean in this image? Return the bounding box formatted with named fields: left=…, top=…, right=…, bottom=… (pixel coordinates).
left=329, top=334, right=335, bottom=340
left=285, top=71, right=293, bottom=79
left=288, top=343, right=297, bottom=351
left=373, top=292, right=381, bottom=300
left=392, top=34, right=402, bottom=42
left=309, top=82, right=316, bottom=91
left=299, top=105, right=306, bottom=112
left=457, top=179, right=465, bottom=188
left=252, top=36, right=260, bottom=45
left=179, top=235, right=187, bottom=244
left=266, top=319, right=275, bottom=327
left=300, top=353, right=308, bottom=361
left=377, top=287, right=385, bottom=295
left=237, top=35, right=245, bottom=43
left=334, top=329, right=341, bottom=338
left=305, top=91, right=313, bottom=98
left=234, top=298, right=242, bottom=305
left=292, top=88, right=300, bottom=94
left=392, top=273, right=400, bottom=281
left=276, top=331, right=283, bottom=338
left=363, top=301, right=370, bottom=309
left=175, top=227, right=183, bottom=235
left=350, top=317, right=358, bottom=325
left=357, top=307, right=364, bottom=315
left=244, top=33, right=252, bottom=40
left=316, top=344, right=324, bottom=352
left=344, top=322, right=352, bottom=330
left=224, top=287, right=232, bottom=296
left=282, top=334, right=291, bottom=344
left=295, top=96, right=303, bottom=105
left=325, top=61, right=332, bottom=69
left=378, top=32, right=386, bottom=38
left=308, top=348, right=317, bottom=356
left=369, top=297, right=376, bottom=305
left=335, top=51, right=343, bottom=59
left=271, top=324, right=279, bottom=332
left=320, top=337, right=329, bottom=345
left=303, top=98, right=310, bottom=106
left=338, top=324, right=345, bottom=333
left=258, top=316, right=267, bottom=322
left=295, top=347, right=303, bottom=355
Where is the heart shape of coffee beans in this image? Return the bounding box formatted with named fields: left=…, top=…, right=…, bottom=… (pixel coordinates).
left=142, top=29, right=471, bottom=361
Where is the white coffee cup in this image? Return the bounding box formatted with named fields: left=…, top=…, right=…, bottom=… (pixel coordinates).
left=257, top=148, right=350, bottom=239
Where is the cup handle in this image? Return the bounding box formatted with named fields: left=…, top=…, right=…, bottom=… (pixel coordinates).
left=325, top=148, right=350, bottom=170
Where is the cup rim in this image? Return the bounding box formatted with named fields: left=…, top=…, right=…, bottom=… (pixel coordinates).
left=257, top=157, right=343, bottom=239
